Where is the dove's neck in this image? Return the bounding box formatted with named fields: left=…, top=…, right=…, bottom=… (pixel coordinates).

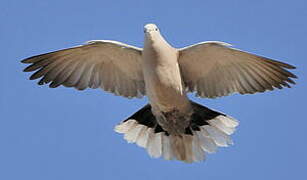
left=144, top=32, right=173, bottom=49
left=143, top=31, right=178, bottom=67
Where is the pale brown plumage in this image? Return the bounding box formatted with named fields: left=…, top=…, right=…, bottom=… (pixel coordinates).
left=22, top=41, right=296, bottom=99
left=22, top=40, right=145, bottom=98
left=21, top=23, right=297, bottom=163
left=179, top=41, right=296, bottom=98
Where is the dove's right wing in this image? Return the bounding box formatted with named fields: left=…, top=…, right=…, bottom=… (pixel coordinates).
left=22, top=40, right=145, bottom=98
left=178, top=41, right=297, bottom=98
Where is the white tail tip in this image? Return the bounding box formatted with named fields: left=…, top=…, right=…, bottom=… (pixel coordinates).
left=115, top=115, right=239, bottom=163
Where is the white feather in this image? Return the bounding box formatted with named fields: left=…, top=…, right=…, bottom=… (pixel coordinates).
left=196, top=130, right=217, bottom=153
left=217, top=115, right=239, bottom=128
left=124, top=124, right=143, bottom=143
left=170, top=136, right=184, bottom=161
left=162, top=134, right=173, bottom=160
left=203, top=126, right=232, bottom=147
left=208, top=118, right=235, bottom=135
left=146, top=130, right=162, bottom=158
left=135, top=126, right=149, bottom=148
left=182, top=135, right=193, bottom=163
left=192, top=133, right=205, bottom=162
left=145, top=128, right=155, bottom=157
left=114, top=120, right=137, bottom=134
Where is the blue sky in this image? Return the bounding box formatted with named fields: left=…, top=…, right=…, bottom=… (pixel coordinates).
left=1, top=0, right=306, bottom=179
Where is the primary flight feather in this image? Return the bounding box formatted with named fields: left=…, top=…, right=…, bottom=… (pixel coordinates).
left=21, top=23, right=297, bottom=163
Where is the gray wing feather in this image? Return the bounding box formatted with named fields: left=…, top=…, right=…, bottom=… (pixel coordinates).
left=178, top=41, right=297, bottom=98
left=22, top=40, right=145, bottom=98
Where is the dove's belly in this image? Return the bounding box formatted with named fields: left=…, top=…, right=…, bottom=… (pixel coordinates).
left=142, top=55, right=193, bottom=134
left=142, top=45, right=191, bottom=114
left=145, top=65, right=190, bottom=110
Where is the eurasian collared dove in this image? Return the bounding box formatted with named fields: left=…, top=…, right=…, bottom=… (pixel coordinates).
left=21, top=23, right=297, bottom=163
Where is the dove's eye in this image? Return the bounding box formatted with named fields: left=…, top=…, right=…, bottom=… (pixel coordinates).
left=155, top=28, right=158, bottom=31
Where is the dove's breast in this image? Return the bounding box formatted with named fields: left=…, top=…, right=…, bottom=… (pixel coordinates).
left=142, top=35, right=191, bottom=114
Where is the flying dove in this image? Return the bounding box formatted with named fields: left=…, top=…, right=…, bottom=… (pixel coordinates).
left=21, top=23, right=297, bottom=163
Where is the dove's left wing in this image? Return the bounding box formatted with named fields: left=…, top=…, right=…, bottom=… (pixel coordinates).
left=178, top=41, right=297, bottom=98
left=22, top=40, right=145, bottom=98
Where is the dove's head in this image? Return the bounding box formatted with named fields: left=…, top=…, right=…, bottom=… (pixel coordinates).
left=144, top=24, right=160, bottom=34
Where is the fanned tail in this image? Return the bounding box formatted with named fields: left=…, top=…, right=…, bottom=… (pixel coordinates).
left=115, top=102, right=239, bottom=163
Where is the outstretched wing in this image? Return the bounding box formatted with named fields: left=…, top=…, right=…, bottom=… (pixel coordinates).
left=22, top=40, right=145, bottom=98
left=178, top=41, right=297, bottom=98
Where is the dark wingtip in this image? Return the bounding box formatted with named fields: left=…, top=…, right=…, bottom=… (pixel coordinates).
left=21, top=57, right=32, bottom=64
left=286, top=78, right=296, bottom=85
left=286, top=64, right=296, bottom=69
left=29, top=73, right=39, bottom=80
left=20, top=59, right=27, bottom=63
left=49, top=82, right=59, bottom=88
left=29, top=76, right=36, bottom=80
left=37, top=78, right=46, bottom=85
left=282, top=81, right=291, bottom=88
left=23, top=66, right=33, bottom=72
left=21, top=57, right=35, bottom=73
left=287, top=71, right=298, bottom=79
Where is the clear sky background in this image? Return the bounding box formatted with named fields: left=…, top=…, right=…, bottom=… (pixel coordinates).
left=1, top=0, right=306, bottom=180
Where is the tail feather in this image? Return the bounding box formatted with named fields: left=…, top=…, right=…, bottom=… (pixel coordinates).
left=196, top=130, right=217, bottom=153
left=124, top=124, right=143, bottom=143
left=115, top=120, right=136, bottom=134
left=135, top=126, right=149, bottom=148
left=208, top=117, right=235, bottom=135
left=147, top=130, right=162, bottom=158
left=161, top=134, right=173, bottom=160
left=192, top=133, right=205, bottom=161
left=115, top=103, right=239, bottom=163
